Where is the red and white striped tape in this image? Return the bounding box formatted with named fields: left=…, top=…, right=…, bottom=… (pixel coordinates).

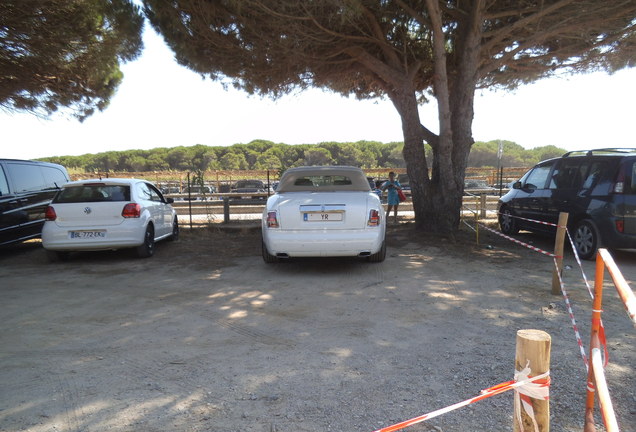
left=496, top=212, right=565, bottom=228
left=563, top=230, right=609, bottom=366
left=479, top=222, right=606, bottom=371
left=566, top=230, right=595, bottom=299
left=479, top=223, right=560, bottom=258
left=372, top=371, right=550, bottom=432
left=552, top=257, right=589, bottom=370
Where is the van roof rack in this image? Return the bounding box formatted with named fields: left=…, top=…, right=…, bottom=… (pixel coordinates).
left=562, top=148, right=636, bottom=157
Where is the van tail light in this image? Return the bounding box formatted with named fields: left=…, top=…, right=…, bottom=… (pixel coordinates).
left=613, top=167, right=626, bottom=193
left=368, top=209, right=381, bottom=226
left=266, top=211, right=279, bottom=228
left=122, top=203, right=141, bottom=218
left=616, top=220, right=625, bottom=233
left=45, top=206, right=57, bottom=221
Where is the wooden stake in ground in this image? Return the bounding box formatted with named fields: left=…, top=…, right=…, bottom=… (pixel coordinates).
left=552, top=212, right=569, bottom=295
left=514, top=329, right=551, bottom=432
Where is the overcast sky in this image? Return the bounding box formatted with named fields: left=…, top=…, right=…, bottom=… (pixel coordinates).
left=2, top=26, right=635, bottom=160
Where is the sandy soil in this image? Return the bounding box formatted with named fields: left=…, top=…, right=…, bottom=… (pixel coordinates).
left=0, top=222, right=634, bottom=432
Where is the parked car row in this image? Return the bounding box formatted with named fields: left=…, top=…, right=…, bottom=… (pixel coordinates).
left=0, top=159, right=178, bottom=261
left=4, top=152, right=635, bottom=263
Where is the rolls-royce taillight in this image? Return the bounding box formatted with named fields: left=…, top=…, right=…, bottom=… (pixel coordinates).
left=368, top=209, right=380, bottom=226
left=266, top=211, right=279, bottom=228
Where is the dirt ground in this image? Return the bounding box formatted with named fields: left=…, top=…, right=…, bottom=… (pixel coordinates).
left=1, top=222, right=634, bottom=432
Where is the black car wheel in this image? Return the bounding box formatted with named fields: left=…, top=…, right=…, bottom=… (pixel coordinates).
left=499, top=207, right=519, bottom=235
left=368, top=240, right=386, bottom=263
left=262, top=241, right=278, bottom=263
left=169, top=217, right=179, bottom=241
left=573, top=219, right=600, bottom=260
left=136, top=224, right=155, bottom=258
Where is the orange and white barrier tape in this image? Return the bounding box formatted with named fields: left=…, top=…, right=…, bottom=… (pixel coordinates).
left=514, top=362, right=551, bottom=432
left=372, top=370, right=550, bottom=432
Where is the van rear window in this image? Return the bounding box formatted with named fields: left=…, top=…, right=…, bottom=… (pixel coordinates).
left=628, top=162, right=636, bottom=194
left=54, top=185, right=130, bottom=203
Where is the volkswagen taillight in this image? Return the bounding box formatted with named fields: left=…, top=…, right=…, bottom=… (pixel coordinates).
left=368, top=209, right=381, bottom=226
left=45, top=206, right=57, bottom=221
left=266, top=211, right=279, bottom=228
left=122, top=203, right=141, bottom=218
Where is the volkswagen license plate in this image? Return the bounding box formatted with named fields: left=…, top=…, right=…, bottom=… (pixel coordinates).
left=69, top=231, right=106, bottom=239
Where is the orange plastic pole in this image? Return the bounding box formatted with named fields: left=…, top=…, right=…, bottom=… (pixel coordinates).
left=584, top=251, right=606, bottom=432
left=591, top=348, right=619, bottom=432
left=599, top=249, right=636, bottom=324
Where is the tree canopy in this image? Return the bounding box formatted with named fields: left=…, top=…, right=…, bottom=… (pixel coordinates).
left=143, top=0, right=636, bottom=234
left=0, top=0, right=144, bottom=120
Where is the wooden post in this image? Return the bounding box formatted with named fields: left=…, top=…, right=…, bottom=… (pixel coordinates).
left=474, top=195, right=480, bottom=245
left=514, top=329, right=551, bottom=432
left=551, top=212, right=569, bottom=295
left=480, top=193, right=487, bottom=218
left=223, top=198, right=230, bottom=223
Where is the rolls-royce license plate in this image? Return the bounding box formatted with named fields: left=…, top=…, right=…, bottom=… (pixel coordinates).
left=303, top=212, right=343, bottom=221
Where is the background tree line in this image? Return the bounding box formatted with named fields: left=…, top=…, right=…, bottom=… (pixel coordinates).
left=39, top=140, right=566, bottom=174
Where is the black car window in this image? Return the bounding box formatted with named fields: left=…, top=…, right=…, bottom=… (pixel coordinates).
left=0, top=166, right=8, bottom=196
left=523, top=163, right=553, bottom=189
left=581, top=161, right=609, bottom=190
left=41, top=166, right=69, bottom=189
left=6, top=163, right=46, bottom=193
left=55, top=185, right=130, bottom=203
left=549, top=159, right=590, bottom=190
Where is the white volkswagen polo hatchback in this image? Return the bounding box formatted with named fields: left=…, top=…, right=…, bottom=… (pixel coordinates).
left=42, top=178, right=178, bottom=261
left=262, top=166, right=386, bottom=262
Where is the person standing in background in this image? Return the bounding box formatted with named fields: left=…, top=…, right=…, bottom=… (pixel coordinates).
left=381, top=171, right=402, bottom=224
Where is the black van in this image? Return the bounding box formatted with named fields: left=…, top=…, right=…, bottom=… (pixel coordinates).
left=498, top=148, right=636, bottom=259
left=0, top=159, right=70, bottom=246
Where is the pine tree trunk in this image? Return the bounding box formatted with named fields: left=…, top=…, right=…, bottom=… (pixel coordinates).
left=391, top=83, right=473, bottom=235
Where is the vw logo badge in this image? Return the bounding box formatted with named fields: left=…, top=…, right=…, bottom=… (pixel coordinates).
left=84, top=207, right=92, bottom=214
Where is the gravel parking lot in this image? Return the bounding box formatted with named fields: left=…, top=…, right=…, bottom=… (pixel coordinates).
left=1, top=223, right=634, bottom=432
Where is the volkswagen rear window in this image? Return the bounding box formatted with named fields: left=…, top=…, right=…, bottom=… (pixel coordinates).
left=54, top=185, right=130, bottom=203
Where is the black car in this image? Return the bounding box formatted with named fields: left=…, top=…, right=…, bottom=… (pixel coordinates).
left=464, top=179, right=497, bottom=195
left=498, top=148, right=636, bottom=259
left=232, top=180, right=268, bottom=199
left=0, top=159, right=70, bottom=246
left=397, top=173, right=410, bottom=191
